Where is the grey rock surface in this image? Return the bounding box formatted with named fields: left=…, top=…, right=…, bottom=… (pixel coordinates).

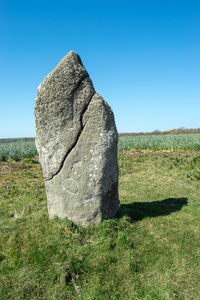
left=35, top=51, right=119, bottom=226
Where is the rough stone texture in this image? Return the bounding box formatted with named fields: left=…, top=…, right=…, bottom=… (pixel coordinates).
left=35, top=51, right=119, bottom=226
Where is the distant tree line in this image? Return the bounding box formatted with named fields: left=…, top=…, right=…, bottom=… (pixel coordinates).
left=0, top=137, right=35, bottom=144
left=119, top=127, right=200, bottom=137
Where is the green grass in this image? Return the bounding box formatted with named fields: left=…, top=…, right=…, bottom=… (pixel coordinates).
left=0, top=151, right=200, bottom=299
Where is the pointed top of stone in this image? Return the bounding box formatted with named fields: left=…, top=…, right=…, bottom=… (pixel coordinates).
left=43, top=50, right=86, bottom=83
left=67, top=50, right=78, bottom=56
left=58, top=50, right=83, bottom=65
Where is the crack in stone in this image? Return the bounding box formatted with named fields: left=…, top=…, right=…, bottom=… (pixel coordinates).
left=71, top=73, right=89, bottom=100
left=46, top=89, right=95, bottom=181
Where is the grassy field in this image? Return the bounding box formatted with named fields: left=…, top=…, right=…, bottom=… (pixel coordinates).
left=1, top=132, right=200, bottom=162
left=0, top=148, right=200, bottom=299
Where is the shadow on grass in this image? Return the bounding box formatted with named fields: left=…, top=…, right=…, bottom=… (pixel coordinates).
left=117, top=198, right=188, bottom=222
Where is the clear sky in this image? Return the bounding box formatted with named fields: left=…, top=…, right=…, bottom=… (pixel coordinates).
left=1, top=0, right=200, bottom=138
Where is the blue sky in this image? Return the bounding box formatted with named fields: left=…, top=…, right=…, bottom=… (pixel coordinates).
left=1, top=0, right=200, bottom=138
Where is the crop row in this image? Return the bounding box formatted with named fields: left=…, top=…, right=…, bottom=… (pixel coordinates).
left=0, top=133, right=200, bottom=162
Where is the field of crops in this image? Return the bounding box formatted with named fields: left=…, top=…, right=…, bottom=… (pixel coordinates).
left=118, top=133, right=200, bottom=151
left=0, top=133, right=200, bottom=162
left=0, top=141, right=37, bottom=162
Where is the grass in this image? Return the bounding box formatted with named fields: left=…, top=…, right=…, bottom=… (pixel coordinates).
left=1, top=132, right=200, bottom=162
left=0, top=150, right=200, bottom=299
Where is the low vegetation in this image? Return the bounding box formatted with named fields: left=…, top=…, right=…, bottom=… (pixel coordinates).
left=0, top=141, right=37, bottom=162
left=118, top=133, right=200, bottom=151
left=0, top=149, right=200, bottom=299
left=1, top=132, right=200, bottom=162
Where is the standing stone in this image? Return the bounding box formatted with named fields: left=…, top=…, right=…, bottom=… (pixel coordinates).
left=34, top=51, right=119, bottom=226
